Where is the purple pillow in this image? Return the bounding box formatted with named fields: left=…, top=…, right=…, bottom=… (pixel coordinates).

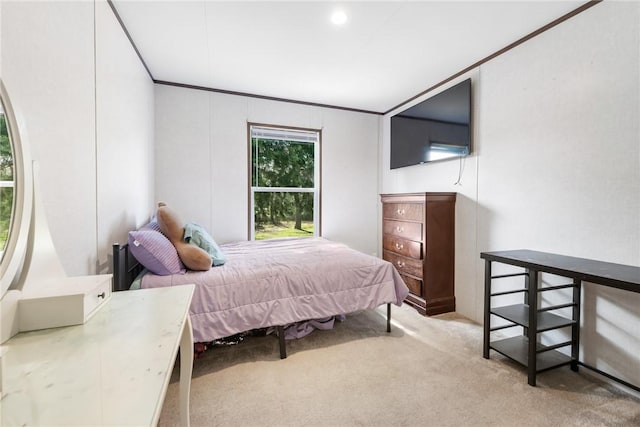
left=140, top=218, right=162, bottom=233
left=128, top=229, right=185, bottom=276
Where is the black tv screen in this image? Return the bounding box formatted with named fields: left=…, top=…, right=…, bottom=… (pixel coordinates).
left=390, top=78, right=471, bottom=169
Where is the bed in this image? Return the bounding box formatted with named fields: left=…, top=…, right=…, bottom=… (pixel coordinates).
left=113, top=236, right=409, bottom=358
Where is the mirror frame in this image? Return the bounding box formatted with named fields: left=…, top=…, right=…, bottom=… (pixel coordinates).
left=0, top=79, right=33, bottom=297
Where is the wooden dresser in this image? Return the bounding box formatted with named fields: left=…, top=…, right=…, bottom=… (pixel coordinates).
left=380, top=192, right=456, bottom=315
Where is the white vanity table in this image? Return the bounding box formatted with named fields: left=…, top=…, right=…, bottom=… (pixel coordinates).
left=1, top=284, right=195, bottom=426
left=0, top=79, right=197, bottom=426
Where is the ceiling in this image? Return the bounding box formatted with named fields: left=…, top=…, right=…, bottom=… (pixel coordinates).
left=111, top=1, right=589, bottom=114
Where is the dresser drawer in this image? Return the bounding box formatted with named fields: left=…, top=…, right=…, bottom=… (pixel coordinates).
left=400, top=274, right=423, bottom=297
left=383, top=203, right=423, bottom=222
left=383, top=250, right=423, bottom=278
left=383, top=235, right=422, bottom=259
left=383, top=220, right=422, bottom=241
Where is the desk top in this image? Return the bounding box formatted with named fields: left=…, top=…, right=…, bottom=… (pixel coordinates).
left=481, top=250, right=640, bottom=293
left=1, top=285, right=194, bottom=426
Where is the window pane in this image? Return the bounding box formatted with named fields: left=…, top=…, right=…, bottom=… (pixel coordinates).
left=0, top=110, right=14, bottom=254
left=0, top=187, right=13, bottom=250
left=251, top=138, right=314, bottom=188
left=254, top=192, right=314, bottom=240
left=0, top=112, right=12, bottom=182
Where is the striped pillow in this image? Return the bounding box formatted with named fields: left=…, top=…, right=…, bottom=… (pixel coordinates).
left=140, top=218, right=161, bottom=233
left=128, top=229, right=185, bottom=276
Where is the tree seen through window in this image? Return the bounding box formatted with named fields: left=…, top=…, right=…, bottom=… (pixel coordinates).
left=0, top=111, right=15, bottom=253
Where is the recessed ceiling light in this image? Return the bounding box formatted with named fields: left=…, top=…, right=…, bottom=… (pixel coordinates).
left=331, top=10, right=348, bottom=25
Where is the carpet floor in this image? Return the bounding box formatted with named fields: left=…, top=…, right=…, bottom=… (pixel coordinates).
left=159, top=304, right=640, bottom=426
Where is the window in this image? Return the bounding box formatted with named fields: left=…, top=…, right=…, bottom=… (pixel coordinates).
left=0, top=103, right=14, bottom=256
left=249, top=124, right=320, bottom=240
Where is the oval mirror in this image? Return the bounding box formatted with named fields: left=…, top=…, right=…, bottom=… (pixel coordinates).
left=0, top=79, right=33, bottom=297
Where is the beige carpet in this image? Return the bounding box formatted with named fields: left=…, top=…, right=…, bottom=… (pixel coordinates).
left=159, top=304, right=640, bottom=426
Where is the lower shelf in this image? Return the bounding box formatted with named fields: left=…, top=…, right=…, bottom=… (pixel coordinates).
left=490, top=336, right=572, bottom=372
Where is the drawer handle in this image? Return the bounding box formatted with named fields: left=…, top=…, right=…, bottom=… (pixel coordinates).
left=395, top=243, right=404, bottom=250
left=396, top=226, right=404, bottom=233
left=97, top=292, right=106, bottom=299
left=396, top=260, right=405, bottom=268
left=396, top=209, right=405, bottom=216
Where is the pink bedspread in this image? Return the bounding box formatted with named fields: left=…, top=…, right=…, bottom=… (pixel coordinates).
left=141, top=237, right=409, bottom=343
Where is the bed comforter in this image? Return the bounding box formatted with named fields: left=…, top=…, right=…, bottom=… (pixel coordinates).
left=141, top=237, right=409, bottom=343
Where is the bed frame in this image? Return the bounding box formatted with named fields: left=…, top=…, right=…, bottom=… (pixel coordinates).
left=112, top=242, right=392, bottom=359
left=112, top=243, right=145, bottom=293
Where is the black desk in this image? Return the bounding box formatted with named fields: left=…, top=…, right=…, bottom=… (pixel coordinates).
left=481, top=249, right=640, bottom=391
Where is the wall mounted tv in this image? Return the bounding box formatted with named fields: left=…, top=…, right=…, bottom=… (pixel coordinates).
left=390, top=78, right=471, bottom=169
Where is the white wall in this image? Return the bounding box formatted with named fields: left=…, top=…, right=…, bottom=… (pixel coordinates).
left=95, top=0, right=155, bottom=272
left=154, top=85, right=380, bottom=255
left=0, top=0, right=154, bottom=277
left=381, top=1, right=639, bottom=387
left=477, top=1, right=639, bottom=387
left=1, top=1, right=97, bottom=276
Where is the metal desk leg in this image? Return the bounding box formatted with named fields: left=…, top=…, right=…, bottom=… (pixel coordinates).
left=571, top=278, right=581, bottom=372
left=483, top=259, right=492, bottom=359
left=527, top=269, right=538, bottom=386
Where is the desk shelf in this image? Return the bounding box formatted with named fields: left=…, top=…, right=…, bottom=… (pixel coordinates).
left=491, top=304, right=576, bottom=332
left=481, top=250, right=640, bottom=392
left=487, top=298, right=577, bottom=377
left=490, top=336, right=573, bottom=372
left=482, top=251, right=581, bottom=386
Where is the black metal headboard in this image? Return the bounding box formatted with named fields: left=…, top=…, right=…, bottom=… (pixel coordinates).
left=112, top=243, right=143, bottom=292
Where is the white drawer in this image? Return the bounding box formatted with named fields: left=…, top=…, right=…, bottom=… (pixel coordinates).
left=18, top=274, right=112, bottom=332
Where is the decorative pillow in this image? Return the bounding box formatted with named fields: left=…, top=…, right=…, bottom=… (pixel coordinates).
left=128, top=229, right=185, bottom=276
left=157, top=203, right=212, bottom=271
left=140, top=217, right=161, bottom=233
left=184, top=223, right=226, bottom=266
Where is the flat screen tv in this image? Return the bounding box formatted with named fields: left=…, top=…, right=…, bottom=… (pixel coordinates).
left=390, top=78, right=471, bottom=169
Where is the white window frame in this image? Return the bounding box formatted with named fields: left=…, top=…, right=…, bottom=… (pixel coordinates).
left=248, top=124, right=321, bottom=241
